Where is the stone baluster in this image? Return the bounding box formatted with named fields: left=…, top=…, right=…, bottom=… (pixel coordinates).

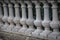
left=25, top=1, right=35, bottom=36
left=19, top=1, right=27, bottom=34
left=48, top=1, right=60, bottom=39
left=32, top=1, right=43, bottom=37
left=7, top=3, right=15, bottom=32
left=12, top=3, right=21, bottom=32
left=40, top=2, right=52, bottom=38
left=0, top=3, right=3, bottom=30
left=2, top=3, right=9, bottom=31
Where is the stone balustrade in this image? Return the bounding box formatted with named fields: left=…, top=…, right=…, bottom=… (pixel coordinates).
left=0, top=0, right=60, bottom=40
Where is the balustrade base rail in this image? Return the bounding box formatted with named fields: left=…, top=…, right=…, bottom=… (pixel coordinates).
left=0, top=30, right=60, bottom=40
left=0, top=31, right=46, bottom=40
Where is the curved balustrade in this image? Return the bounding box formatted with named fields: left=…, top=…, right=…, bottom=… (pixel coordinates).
left=0, top=0, right=60, bottom=40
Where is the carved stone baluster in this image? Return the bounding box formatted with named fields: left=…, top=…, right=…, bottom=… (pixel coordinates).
left=40, top=2, right=52, bottom=38
left=48, top=1, right=60, bottom=39
left=2, top=3, right=9, bottom=31
left=12, top=3, right=21, bottom=32
left=32, top=1, right=43, bottom=37
left=7, top=3, right=15, bottom=32
left=0, top=3, right=3, bottom=30
left=19, top=1, right=27, bottom=34
left=25, top=1, right=35, bottom=36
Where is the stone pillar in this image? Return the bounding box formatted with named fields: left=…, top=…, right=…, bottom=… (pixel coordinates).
left=40, top=2, right=52, bottom=38
left=48, top=1, right=60, bottom=40
left=0, top=3, right=3, bottom=30
left=32, top=1, right=43, bottom=37
left=25, top=1, right=35, bottom=36
left=12, top=3, right=21, bottom=32
left=19, top=2, right=27, bottom=34
left=7, top=3, right=15, bottom=32
left=2, top=3, right=9, bottom=31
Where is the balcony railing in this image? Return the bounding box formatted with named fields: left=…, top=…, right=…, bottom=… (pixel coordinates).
left=0, top=0, right=60, bottom=40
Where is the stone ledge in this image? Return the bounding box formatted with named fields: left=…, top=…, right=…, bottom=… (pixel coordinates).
left=0, top=31, right=60, bottom=40
left=1, top=31, right=60, bottom=40
left=0, top=31, right=46, bottom=40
